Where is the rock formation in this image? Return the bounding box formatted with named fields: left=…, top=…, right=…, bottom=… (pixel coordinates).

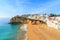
left=9, top=15, right=46, bottom=24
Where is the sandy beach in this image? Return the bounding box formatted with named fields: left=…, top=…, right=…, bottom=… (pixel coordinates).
left=27, top=21, right=60, bottom=40
left=17, top=24, right=27, bottom=40
left=17, top=20, right=60, bottom=40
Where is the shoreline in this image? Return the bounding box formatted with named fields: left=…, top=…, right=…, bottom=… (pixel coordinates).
left=17, top=24, right=27, bottom=40
left=17, top=20, right=60, bottom=40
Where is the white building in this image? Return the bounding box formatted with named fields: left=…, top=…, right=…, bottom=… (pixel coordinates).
left=46, top=17, right=60, bottom=30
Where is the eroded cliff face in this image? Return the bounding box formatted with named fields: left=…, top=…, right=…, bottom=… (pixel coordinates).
left=10, top=16, right=27, bottom=24
left=9, top=14, right=46, bottom=24
left=10, top=14, right=60, bottom=24
left=10, top=16, right=46, bottom=24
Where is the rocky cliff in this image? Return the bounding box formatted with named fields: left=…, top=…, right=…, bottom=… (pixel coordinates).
left=9, top=15, right=46, bottom=24
left=10, top=15, right=27, bottom=24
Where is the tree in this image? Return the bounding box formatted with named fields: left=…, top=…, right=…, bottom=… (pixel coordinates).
left=49, top=13, right=56, bottom=17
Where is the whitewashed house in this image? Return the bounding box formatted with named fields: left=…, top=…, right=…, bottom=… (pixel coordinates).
left=46, top=17, right=60, bottom=30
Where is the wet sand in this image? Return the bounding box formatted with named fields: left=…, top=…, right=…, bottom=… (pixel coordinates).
left=27, top=21, right=60, bottom=40
left=17, top=24, right=27, bottom=40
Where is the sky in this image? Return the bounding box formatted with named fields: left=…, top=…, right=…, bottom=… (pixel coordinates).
left=0, top=0, right=60, bottom=18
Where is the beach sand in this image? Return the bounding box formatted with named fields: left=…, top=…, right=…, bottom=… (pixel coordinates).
left=17, top=20, right=60, bottom=40
left=17, top=24, right=27, bottom=40
left=27, top=20, right=60, bottom=40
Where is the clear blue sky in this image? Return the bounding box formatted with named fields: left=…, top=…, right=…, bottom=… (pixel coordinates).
left=0, top=0, right=60, bottom=18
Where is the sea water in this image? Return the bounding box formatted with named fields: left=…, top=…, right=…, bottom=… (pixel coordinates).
left=0, top=18, right=21, bottom=40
